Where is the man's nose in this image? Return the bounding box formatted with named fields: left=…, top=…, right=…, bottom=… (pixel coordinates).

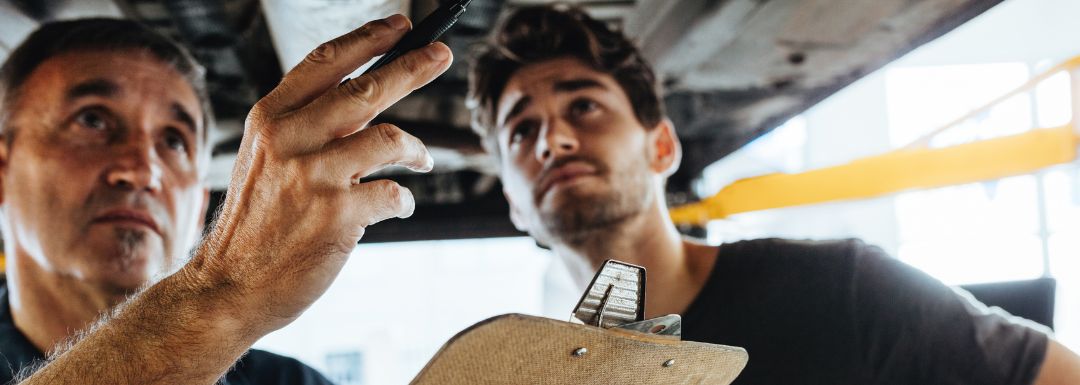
left=535, top=119, right=580, bottom=162
left=104, top=138, right=163, bottom=193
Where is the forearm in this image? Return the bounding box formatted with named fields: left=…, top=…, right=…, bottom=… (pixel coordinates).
left=18, top=270, right=257, bottom=385
left=16, top=14, right=447, bottom=384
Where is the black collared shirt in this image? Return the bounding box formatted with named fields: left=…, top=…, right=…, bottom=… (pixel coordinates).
left=0, top=285, right=333, bottom=385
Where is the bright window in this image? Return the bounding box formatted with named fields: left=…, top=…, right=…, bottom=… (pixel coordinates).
left=881, top=60, right=1076, bottom=348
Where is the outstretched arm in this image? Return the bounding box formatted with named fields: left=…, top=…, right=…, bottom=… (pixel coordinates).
left=19, top=13, right=451, bottom=385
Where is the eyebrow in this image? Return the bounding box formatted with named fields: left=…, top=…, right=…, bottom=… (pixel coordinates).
left=65, top=78, right=119, bottom=101
left=66, top=78, right=198, bottom=137
left=171, top=103, right=198, bottom=136
left=502, top=78, right=610, bottom=126
left=502, top=96, right=532, bottom=128
left=552, top=78, right=607, bottom=93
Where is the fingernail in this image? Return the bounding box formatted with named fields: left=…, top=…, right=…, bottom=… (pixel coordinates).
left=399, top=189, right=415, bottom=219
left=425, top=43, right=449, bottom=61
left=424, top=154, right=435, bottom=171
left=385, top=14, right=408, bottom=30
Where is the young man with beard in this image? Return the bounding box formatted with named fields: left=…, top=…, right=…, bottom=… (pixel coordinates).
left=2, top=13, right=452, bottom=384
left=467, top=5, right=1080, bottom=385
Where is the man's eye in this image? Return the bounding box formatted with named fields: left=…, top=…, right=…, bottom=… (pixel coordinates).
left=74, top=108, right=110, bottom=131
left=569, top=99, right=599, bottom=117
left=164, top=129, right=189, bottom=153
left=510, top=121, right=538, bottom=145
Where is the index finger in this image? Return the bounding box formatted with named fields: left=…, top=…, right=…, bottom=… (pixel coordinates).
left=297, top=43, right=452, bottom=141
left=262, top=14, right=412, bottom=113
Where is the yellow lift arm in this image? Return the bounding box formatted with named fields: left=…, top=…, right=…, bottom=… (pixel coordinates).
left=671, top=56, right=1080, bottom=226
left=670, top=126, right=1078, bottom=225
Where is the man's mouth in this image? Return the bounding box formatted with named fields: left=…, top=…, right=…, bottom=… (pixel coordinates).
left=537, top=162, right=599, bottom=199
left=91, top=209, right=161, bottom=235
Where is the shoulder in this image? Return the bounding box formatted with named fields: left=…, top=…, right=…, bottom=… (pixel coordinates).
left=229, top=349, right=333, bottom=385
left=717, top=237, right=881, bottom=278
left=721, top=237, right=881, bottom=259
left=699, top=238, right=882, bottom=315
left=708, top=238, right=894, bottom=319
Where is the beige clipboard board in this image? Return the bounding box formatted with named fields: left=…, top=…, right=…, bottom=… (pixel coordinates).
left=411, top=313, right=748, bottom=384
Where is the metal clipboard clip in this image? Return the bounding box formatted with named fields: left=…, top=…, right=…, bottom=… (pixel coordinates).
left=569, top=259, right=682, bottom=338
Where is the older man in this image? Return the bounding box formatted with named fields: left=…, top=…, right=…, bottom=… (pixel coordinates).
left=466, top=5, right=1080, bottom=385
left=2, top=13, right=449, bottom=385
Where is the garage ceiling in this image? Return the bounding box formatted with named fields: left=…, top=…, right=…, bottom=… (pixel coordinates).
left=0, top=0, right=1004, bottom=241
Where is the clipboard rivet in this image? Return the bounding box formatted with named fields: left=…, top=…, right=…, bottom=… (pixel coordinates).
left=572, top=347, right=588, bottom=357
left=662, top=359, right=676, bottom=367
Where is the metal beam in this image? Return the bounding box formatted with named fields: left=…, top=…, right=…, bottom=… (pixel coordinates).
left=660, top=0, right=1005, bottom=196
left=629, top=0, right=762, bottom=77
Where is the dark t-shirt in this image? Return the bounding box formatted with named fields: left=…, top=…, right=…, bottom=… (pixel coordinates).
left=0, top=286, right=333, bottom=385
left=683, top=238, right=1049, bottom=385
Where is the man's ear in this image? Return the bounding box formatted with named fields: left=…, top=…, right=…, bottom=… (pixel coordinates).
left=503, top=189, right=528, bottom=233
left=647, top=118, right=681, bottom=177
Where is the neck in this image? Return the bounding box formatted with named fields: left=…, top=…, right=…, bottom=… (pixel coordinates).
left=550, top=193, right=718, bottom=319
left=7, top=247, right=119, bottom=355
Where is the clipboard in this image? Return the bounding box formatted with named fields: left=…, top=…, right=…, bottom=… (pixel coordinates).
left=410, top=314, right=747, bottom=385
left=410, top=260, right=748, bottom=384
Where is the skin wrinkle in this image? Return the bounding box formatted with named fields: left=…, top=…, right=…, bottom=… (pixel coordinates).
left=6, top=10, right=1074, bottom=385
left=535, top=153, right=651, bottom=248
left=12, top=14, right=450, bottom=385
left=477, top=12, right=1080, bottom=383
left=493, top=56, right=716, bottom=321
left=499, top=57, right=657, bottom=251
left=196, top=129, right=250, bottom=273
left=201, top=135, right=264, bottom=274
left=204, top=129, right=308, bottom=300
left=2, top=49, right=207, bottom=355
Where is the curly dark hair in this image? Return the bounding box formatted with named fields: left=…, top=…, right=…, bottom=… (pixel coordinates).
left=467, top=5, right=664, bottom=156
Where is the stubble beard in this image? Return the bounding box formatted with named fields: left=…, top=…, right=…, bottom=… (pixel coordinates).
left=538, top=164, right=652, bottom=249
left=113, top=227, right=147, bottom=273
left=80, top=189, right=173, bottom=295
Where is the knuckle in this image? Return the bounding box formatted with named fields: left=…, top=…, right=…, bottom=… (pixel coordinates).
left=353, top=22, right=382, bottom=42
left=294, top=155, right=335, bottom=190
left=305, top=41, right=338, bottom=64
left=375, top=180, right=404, bottom=205
left=341, top=76, right=379, bottom=106
left=374, top=123, right=404, bottom=147
left=249, top=100, right=276, bottom=123
left=293, top=153, right=315, bottom=173
left=258, top=118, right=281, bottom=134
left=252, top=121, right=286, bottom=151
left=329, top=190, right=353, bottom=211
left=289, top=156, right=317, bottom=183
left=242, top=113, right=283, bottom=151
left=399, top=54, right=424, bottom=74
left=382, top=180, right=404, bottom=200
